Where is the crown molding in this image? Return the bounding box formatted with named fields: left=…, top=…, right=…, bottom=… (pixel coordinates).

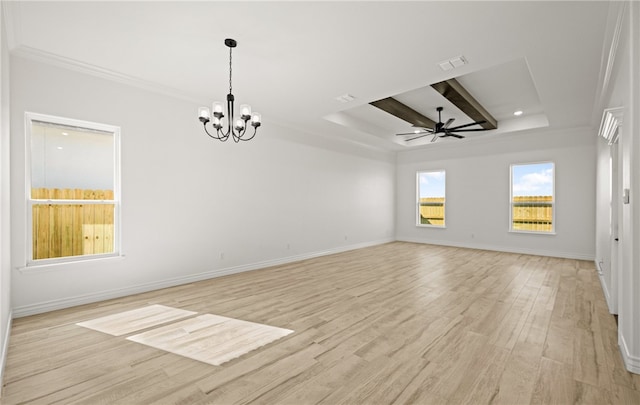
left=1, top=0, right=20, bottom=50
left=396, top=123, right=596, bottom=162
left=11, top=45, right=397, bottom=159
left=601, top=2, right=626, bottom=101
left=3, top=1, right=203, bottom=105
left=11, top=45, right=204, bottom=105
left=592, top=1, right=627, bottom=125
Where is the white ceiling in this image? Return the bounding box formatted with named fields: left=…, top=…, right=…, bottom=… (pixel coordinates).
left=4, top=1, right=611, bottom=151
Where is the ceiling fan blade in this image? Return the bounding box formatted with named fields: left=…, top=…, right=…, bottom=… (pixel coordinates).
left=411, top=125, right=435, bottom=132
left=448, top=128, right=491, bottom=133
left=443, top=118, right=455, bottom=129
left=405, top=133, right=432, bottom=141
left=396, top=130, right=433, bottom=135
left=396, top=131, right=429, bottom=136
left=447, top=120, right=487, bottom=131
left=397, top=108, right=489, bottom=142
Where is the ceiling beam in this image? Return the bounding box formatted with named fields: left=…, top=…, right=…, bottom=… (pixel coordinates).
left=370, top=97, right=436, bottom=129
left=430, top=78, right=498, bottom=130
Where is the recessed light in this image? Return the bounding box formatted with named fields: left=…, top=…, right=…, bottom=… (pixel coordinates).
left=513, top=110, right=523, bottom=116
left=414, top=130, right=421, bottom=134
left=57, top=146, right=63, bottom=150
left=62, top=132, right=69, bottom=136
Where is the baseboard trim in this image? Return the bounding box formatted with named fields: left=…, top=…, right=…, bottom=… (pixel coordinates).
left=0, top=310, right=13, bottom=395
left=620, top=333, right=640, bottom=374
left=596, top=269, right=617, bottom=314
left=396, top=237, right=595, bottom=261
left=12, top=239, right=394, bottom=318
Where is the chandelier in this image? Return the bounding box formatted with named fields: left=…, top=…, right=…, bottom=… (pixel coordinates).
left=198, top=38, right=261, bottom=142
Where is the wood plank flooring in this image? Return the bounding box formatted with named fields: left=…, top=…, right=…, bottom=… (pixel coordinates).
left=3, top=242, right=640, bottom=404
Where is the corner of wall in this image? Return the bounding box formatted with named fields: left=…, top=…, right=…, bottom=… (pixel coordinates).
left=620, top=333, right=640, bottom=374
left=0, top=311, right=12, bottom=393
left=0, top=0, right=13, bottom=392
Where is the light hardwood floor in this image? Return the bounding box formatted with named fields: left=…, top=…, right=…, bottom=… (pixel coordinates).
left=2, top=242, right=640, bottom=404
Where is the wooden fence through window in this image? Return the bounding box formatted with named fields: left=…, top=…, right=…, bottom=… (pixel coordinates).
left=512, top=195, right=553, bottom=232
left=419, top=197, right=445, bottom=225
left=31, top=188, right=115, bottom=260
left=419, top=196, right=553, bottom=232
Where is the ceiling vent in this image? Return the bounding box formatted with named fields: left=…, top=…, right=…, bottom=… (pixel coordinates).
left=438, top=55, right=468, bottom=71
left=335, top=94, right=356, bottom=103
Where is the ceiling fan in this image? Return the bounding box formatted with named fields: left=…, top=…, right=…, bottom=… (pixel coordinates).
left=396, top=107, right=488, bottom=142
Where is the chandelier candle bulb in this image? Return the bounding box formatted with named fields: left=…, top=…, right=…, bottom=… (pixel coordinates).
left=198, top=107, right=211, bottom=122
left=240, top=104, right=252, bottom=119
left=252, top=113, right=262, bottom=126
left=212, top=116, right=222, bottom=129
left=213, top=102, right=224, bottom=117
left=235, top=118, right=245, bottom=131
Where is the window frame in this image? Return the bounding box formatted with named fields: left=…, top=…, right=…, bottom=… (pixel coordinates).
left=509, top=161, right=556, bottom=235
left=25, top=112, right=122, bottom=266
left=416, top=170, right=446, bottom=228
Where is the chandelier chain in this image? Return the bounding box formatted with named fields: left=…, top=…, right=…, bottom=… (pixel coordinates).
left=229, top=47, right=233, bottom=94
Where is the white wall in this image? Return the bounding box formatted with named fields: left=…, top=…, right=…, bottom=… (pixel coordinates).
left=0, top=0, right=11, bottom=386
left=594, top=0, right=640, bottom=374
left=9, top=55, right=396, bottom=315
left=396, top=128, right=596, bottom=260
left=595, top=1, right=631, bottom=314
left=622, top=0, right=640, bottom=374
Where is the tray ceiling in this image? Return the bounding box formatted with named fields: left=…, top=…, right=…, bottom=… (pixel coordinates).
left=3, top=1, right=610, bottom=151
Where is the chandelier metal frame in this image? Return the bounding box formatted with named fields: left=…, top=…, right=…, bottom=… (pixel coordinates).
left=198, top=38, right=261, bottom=142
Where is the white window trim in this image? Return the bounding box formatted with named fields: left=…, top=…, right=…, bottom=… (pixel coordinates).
left=416, top=170, right=446, bottom=228
left=25, top=112, right=122, bottom=266
left=509, top=161, right=556, bottom=235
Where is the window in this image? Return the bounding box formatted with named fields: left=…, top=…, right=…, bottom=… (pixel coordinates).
left=417, top=170, right=445, bottom=227
left=26, top=112, right=121, bottom=264
left=510, top=162, right=554, bottom=233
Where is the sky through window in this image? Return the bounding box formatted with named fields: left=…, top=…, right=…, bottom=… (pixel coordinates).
left=512, top=162, right=553, bottom=197
left=419, top=171, right=445, bottom=198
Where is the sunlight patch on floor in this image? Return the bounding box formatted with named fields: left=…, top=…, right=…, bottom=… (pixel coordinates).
left=77, top=305, right=294, bottom=366
left=76, top=304, right=197, bottom=336
left=127, top=313, right=294, bottom=366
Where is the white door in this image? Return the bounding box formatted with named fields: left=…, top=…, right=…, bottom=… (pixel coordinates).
left=610, top=141, right=620, bottom=314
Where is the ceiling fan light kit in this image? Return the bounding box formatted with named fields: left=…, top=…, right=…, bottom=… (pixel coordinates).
left=198, top=38, right=262, bottom=143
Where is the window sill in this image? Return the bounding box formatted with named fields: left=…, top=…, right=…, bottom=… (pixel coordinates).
left=17, top=254, right=126, bottom=274
left=509, top=230, right=556, bottom=236
left=417, top=224, right=446, bottom=229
